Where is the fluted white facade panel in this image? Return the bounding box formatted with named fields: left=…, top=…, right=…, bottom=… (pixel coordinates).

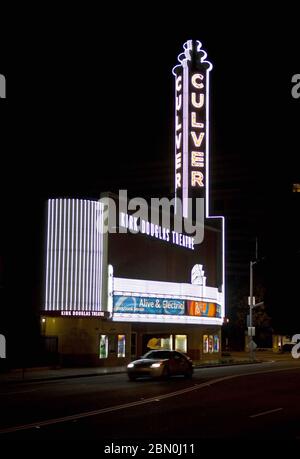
left=45, top=199, right=104, bottom=311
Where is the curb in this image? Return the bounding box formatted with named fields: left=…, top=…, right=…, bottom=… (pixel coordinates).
left=0, top=370, right=127, bottom=385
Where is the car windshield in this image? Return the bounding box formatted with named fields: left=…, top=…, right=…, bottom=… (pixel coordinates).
left=142, top=351, right=172, bottom=360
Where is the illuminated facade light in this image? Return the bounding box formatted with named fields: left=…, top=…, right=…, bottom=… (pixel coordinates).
left=191, top=151, right=204, bottom=168
left=191, top=171, right=204, bottom=187
left=292, top=183, right=300, bottom=193
left=191, top=112, right=204, bottom=129
left=172, top=40, right=225, bottom=320
left=191, top=73, right=204, bottom=89
left=172, top=40, right=212, bottom=217
left=191, top=131, right=205, bottom=148
left=43, top=39, right=226, bottom=337
left=44, top=199, right=104, bottom=312
left=191, top=92, right=204, bottom=108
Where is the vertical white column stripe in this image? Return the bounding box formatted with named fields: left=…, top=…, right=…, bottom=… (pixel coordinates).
left=78, top=200, right=83, bottom=310
left=96, top=204, right=100, bottom=310
left=74, top=199, right=79, bottom=308
left=92, top=203, right=97, bottom=310
left=174, top=78, right=177, bottom=209
left=90, top=202, right=94, bottom=310
left=56, top=200, right=62, bottom=310
left=95, top=205, right=98, bottom=310
left=53, top=200, right=58, bottom=310
left=45, top=199, right=104, bottom=312
left=45, top=200, right=51, bottom=309
left=70, top=199, right=74, bottom=309
left=82, top=200, right=87, bottom=310
left=66, top=199, right=70, bottom=309
left=98, top=203, right=103, bottom=311
left=183, top=63, right=189, bottom=218
left=61, top=199, right=66, bottom=309
left=206, top=70, right=210, bottom=214
left=86, top=201, right=91, bottom=310
left=49, top=200, right=54, bottom=310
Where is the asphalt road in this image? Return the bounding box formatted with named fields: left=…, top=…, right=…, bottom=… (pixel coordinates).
left=1, top=359, right=300, bottom=444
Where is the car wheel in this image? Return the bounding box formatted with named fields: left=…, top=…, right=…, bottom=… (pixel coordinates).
left=184, top=369, right=193, bottom=379
left=162, top=366, right=170, bottom=380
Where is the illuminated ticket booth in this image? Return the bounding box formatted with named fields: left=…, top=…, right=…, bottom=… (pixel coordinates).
left=41, top=40, right=225, bottom=366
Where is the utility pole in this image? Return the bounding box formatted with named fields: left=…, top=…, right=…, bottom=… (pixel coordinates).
left=249, top=260, right=256, bottom=361
left=248, top=237, right=259, bottom=361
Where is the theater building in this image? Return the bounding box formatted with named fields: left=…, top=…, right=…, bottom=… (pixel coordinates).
left=41, top=40, right=225, bottom=366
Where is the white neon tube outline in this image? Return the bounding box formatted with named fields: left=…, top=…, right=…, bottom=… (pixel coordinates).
left=78, top=200, right=83, bottom=310
left=53, top=200, right=58, bottom=310
left=205, top=64, right=225, bottom=319
left=70, top=199, right=75, bottom=309
left=107, top=264, right=113, bottom=315
left=98, top=205, right=101, bottom=310
left=61, top=199, right=66, bottom=309
left=95, top=202, right=99, bottom=310
left=112, top=313, right=223, bottom=326
left=97, top=204, right=101, bottom=311
left=74, top=199, right=79, bottom=309
left=182, top=61, right=189, bottom=218
left=99, top=203, right=103, bottom=311
left=174, top=75, right=178, bottom=203
left=89, top=202, right=94, bottom=310
left=92, top=202, right=96, bottom=309
left=48, top=200, right=54, bottom=310
left=86, top=201, right=90, bottom=311
left=99, top=202, right=103, bottom=311
left=66, top=199, right=70, bottom=310
left=172, top=40, right=225, bottom=319
left=95, top=204, right=100, bottom=310
left=98, top=203, right=102, bottom=311
left=82, top=200, right=87, bottom=311
left=45, top=200, right=51, bottom=310
left=95, top=205, right=98, bottom=310
left=57, top=199, right=62, bottom=310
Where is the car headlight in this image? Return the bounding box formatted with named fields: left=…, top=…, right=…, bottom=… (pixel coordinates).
left=127, top=363, right=134, bottom=368
left=150, top=363, right=162, bottom=368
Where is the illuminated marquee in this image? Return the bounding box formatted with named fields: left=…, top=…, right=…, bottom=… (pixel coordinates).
left=172, top=40, right=212, bottom=217
left=114, top=296, right=185, bottom=316
left=187, top=300, right=221, bottom=318
left=44, top=199, right=104, bottom=312
left=113, top=295, right=221, bottom=319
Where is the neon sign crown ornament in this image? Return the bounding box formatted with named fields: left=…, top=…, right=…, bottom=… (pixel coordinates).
left=172, top=40, right=213, bottom=75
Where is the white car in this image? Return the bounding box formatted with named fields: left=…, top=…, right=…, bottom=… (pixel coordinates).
left=127, top=349, right=194, bottom=381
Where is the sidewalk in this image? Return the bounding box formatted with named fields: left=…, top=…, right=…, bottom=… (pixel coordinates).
left=0, top=365, right=127, bottom=384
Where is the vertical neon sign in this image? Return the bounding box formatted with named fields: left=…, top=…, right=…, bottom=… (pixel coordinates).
left=172, top=40, right=212, bottom=218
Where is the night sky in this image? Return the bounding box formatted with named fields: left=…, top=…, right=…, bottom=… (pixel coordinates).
left=0, top=9, right=299, bottom=360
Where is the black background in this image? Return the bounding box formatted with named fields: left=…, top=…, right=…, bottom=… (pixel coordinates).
left=0, top=7, right=299, bottom=363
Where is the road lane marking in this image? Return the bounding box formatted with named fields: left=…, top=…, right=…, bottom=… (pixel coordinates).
left=0, top=378, right=227, bottom=434
left=250, top=408, right=283, bottom=418
left=0, top=365, right=299, bottom=434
